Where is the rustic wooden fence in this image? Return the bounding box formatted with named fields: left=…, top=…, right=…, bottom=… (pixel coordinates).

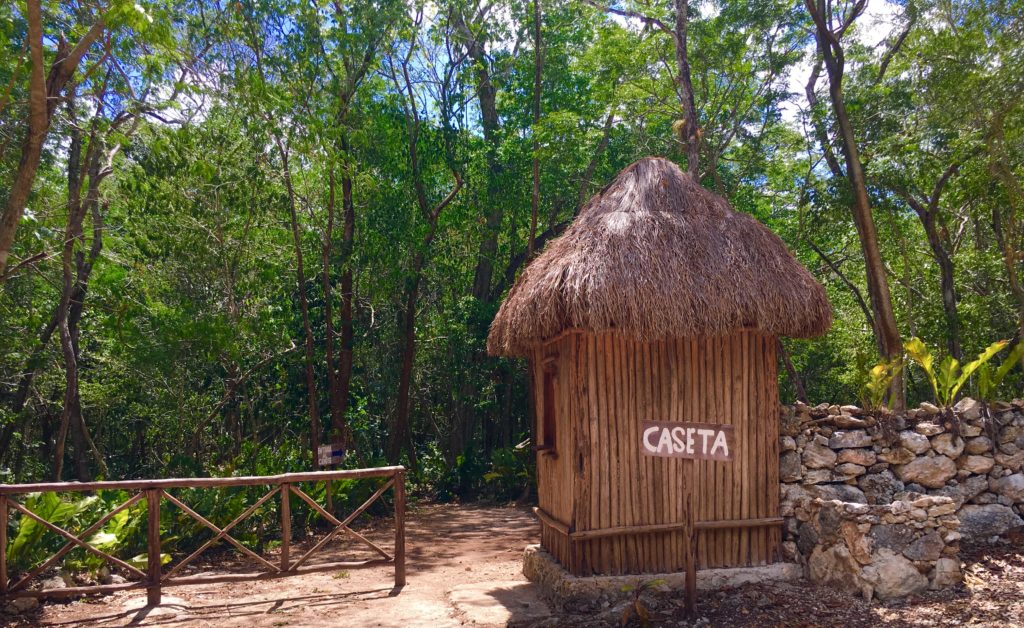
left=0, top=466, right=406, bottom=605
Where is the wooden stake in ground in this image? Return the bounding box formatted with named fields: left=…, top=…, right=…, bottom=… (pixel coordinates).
left=684, top=458, right=696, bottom=616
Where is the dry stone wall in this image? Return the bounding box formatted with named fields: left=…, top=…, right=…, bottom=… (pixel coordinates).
left=779, top=397, right=1024, bottom=599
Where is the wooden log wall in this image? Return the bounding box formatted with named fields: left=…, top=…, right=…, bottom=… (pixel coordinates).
left=532, top=330, right=780, bottom=576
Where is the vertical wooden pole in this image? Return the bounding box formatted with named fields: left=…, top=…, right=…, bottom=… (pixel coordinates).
left=280, top=483, right=291, bottom=571
left=146, top=489, right=161, bottom=606
left=326, top=480, right=333, bottom=516
left=394, top=469, right=406, bottom=587
left=684, top=459, right=696, bottom=617
left=1, top=495, right=8, bottom=596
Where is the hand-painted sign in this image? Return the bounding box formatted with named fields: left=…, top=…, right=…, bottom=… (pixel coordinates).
left=317, top=444, right=347, bottom=467
left=640, top=421, right=734, bottom=461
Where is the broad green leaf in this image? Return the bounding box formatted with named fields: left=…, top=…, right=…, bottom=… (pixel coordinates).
left=953, top=340, right=1009, bottom=402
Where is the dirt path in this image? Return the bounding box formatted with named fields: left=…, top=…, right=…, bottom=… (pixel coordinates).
left=26, top=504, right=1024, bottom=627
left=35, top=503, right=539, bottom=627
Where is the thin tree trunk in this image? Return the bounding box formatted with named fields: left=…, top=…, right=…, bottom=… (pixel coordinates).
left=896, top=163, right=962, bottom=359
left=387, top=52, right=463, bottom=465
left=338, top=143, right=356, bottom=448
left=673, top=0, right=700, bottom=176
left=54, top=106, right=90, bottom=481
left=323, top=168, right=343, bottom=443
left=0, top=4, right=105, bottom=280
left=806, top=0, right=904, bottom=408
left=391, top=268, right=422, bottom=466
left=455, top=14, right=503, bottom=303
left=275, top=135, right=321, bottom=468
left=528, top=0, right=543, bottom=257
left=778, top=339, right=808, bottom=403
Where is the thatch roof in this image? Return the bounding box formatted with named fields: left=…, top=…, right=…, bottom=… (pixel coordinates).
left=487, top=157, right=832, bottom=357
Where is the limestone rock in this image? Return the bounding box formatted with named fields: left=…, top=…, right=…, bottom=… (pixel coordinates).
left=840, top=404, right=863, bottom=416
left=958, top=504, right=1024, bottom=539
left=990, top=473, right=1024, bottom=502
left=41, top=576, right=66, bottom=590
left=915, top=422, right=944, bottom=436
left=780, top=435, right=797, bottom=452
left=835, top=463, right=867, bottom=478
left=931, top=433, right=965, bottom=458
left=859, top=471, right=904, bottom=505
left=919, top=402, right=941, bottom=416
left=1000, top=426, right=1022, bottom=445
left=965, top=436, right=993, bottom=454
left=900, top=431, right=932, bottom=455
left=807, top=544, right=861, bottom=596
left=868, top=524, right=916, bottom=553
left=930, top=557, right=962, bottom=589
left=960, top=424, right=982, bottom=438
left=840, top=520, right=873, bottom=565
left=804, top=469, right=833, bottom=484
left=829, top=430, right=873, bottom=449
left=879, top=447, right=916, bottom=465
left=809, top=483, right=868, bottom=504
left=895, top=456, right=957, bottom=489
left=834, top=415, right=868, bottom=429
left=803, top=442, right=837, bottom=470
left=960, top=455, right=994, bottom=475
left=861, top=549, right=929, bottom=601
left=902, top=531, right=944, bottom=562
left=780, top=450, right=802, bottom=482
left=954, top=397, right=983, bottom=422
left=933, top=474, right=988, bottom=509
left=838, top=448, right=876, bottom=466
left=995, top=449, right=1024, bottom=472
left=3, top=598, right=39, bottom=614
left=797, top=521, right=819, bottom=556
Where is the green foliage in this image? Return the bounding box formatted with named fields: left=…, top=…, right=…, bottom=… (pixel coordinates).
left=905, top=337, right=1010, bottom=408
left=2, top=0, right=1024, bottom=583
left=6, top=493, right=103, bottom=571
left=859, top=357, right=903, bottom=412
left=978, top=342, right=1024, bottom=403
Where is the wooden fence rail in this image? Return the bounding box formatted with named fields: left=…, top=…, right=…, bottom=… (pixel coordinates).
left=0, top=466, right=406, bottom=605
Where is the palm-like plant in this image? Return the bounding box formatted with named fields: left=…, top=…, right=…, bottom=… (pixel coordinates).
left=904, top=337, right=1011, bottom=431
left=977, top=341, right=1024, bottom=440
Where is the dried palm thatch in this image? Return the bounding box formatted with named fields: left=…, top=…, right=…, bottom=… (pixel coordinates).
left=488, top=157, right=832, bottom=357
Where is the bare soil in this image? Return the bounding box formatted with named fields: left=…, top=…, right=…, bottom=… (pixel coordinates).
left=19, top=504, right=1024, bottom=627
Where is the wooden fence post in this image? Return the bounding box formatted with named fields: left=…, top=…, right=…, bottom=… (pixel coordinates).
left=394, top=469, right=405, bottom=587
left=146, top=489, right=161, bottom=606
left=280, top=483, right=291, bottom=571
left=1, top=495, right=8, bottom=596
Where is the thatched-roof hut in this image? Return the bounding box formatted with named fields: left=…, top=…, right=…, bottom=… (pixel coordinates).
left=489, top=156, right=831, bottom=577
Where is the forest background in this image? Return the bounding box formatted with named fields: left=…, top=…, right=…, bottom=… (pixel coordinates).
left=0, top=0, right=1022, bottom=504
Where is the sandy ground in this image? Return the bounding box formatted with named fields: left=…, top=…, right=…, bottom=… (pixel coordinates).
left=31, top=503, right=538, bottom=627
left=19, top=504, right=1024, bottom=627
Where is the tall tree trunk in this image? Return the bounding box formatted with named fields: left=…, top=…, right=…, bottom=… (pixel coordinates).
left=673, top=0, right=701, bottom=176
left=387, top=51, right=463, bottom=465
left=910, top=199, right=960, bottom=359
left=54, top=111, right=90, bottom=481
left=806, top=0, right=904, bottom=408
left=0, top=4, right=105, bottom=280
left=528, top=0, right=543, bottom=257
left=456, top=16, right=503, bottom=303
left=390, top=269, right=422, bottom=466
left=323, top=168, right=343, bottom=444
left=275, top=135, right=321, bottom=468
left=778, top=340, right=808, bottom=403
left=338, top=143, right=357, bottom=448
left=894, top=162, right=962, bottom=359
